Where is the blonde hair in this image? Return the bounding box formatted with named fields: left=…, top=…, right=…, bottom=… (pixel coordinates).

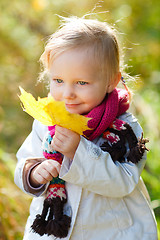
left=39, top=16, right=123, bottom=86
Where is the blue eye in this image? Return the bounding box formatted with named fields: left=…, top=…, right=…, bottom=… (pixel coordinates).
left=78, top=81, right=88, bottom=85
left=54, top=79, right=63, bottom=83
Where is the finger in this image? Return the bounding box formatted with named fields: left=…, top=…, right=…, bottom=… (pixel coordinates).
left=31, top=161, right=56, bottom=185
left=55, top=125, right=65, bottom=132
left=48, top=160, right=61, bottom=177
left=41, top=160, right=61, bottom=177
left=51, top=136, right=64, bottom=150
left=37, top=168, right=53, bottom=182
left=54, top=130, right=67, bottom=142
left=55, top=125, right=70, bottom=137
left=33, top=172, right=48, bottom=185
left=52, top=135, right=63, bottom=145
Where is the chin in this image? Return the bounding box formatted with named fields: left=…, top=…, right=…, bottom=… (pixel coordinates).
left=65, top=105, right=91, bottom=115
left=66, top=108, right=79, bottom=114
left=66, top=108, right=84, bottom=115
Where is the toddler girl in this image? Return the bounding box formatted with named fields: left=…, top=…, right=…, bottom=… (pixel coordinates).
left=15, top=16, right=157, bottom=239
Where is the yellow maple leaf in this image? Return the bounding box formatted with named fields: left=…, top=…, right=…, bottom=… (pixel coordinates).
left=19, top=87, right=91, bottom=135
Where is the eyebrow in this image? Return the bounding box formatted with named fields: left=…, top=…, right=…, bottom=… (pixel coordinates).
left=52, top=76, right=91, bottom=81
left=52, top=75, right=63, bottom=79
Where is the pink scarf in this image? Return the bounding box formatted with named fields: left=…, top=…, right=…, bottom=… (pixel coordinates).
left=84, top=88, right=130, bottom=140
left=48, top=88, right=130, bottom=140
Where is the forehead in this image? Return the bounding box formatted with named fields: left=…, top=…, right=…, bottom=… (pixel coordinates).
left=50, top=47, right=101, bottom=78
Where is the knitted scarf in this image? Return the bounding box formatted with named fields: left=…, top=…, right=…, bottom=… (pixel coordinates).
left=31, top=88, right=130, bottom=237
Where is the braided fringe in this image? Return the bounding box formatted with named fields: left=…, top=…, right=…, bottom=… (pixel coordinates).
left=100, top=119, right=149, bottom=164
left=31, top=197, right=71, bottom=238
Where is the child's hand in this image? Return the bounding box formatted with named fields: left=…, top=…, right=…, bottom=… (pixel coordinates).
left=30, top=160, right=61, bottom=187
left=51, top=125, right=80, bottom=160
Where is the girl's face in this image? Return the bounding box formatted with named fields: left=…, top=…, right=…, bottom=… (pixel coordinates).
left=49, top=48, right=115, bottom=115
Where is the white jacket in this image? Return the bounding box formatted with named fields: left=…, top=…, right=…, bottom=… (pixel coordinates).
left=15, top=112, right=157, bottom=240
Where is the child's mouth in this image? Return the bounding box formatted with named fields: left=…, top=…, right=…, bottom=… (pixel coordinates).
left=65, top=103, right=80, bottom=108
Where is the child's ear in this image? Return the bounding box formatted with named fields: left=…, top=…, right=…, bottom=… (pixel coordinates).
left=107, top=72, right=121, bottom=93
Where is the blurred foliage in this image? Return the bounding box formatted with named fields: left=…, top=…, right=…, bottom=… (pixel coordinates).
left=0, top=150, right=31, bottom=239
left=0, top=0, right=159, bottom=239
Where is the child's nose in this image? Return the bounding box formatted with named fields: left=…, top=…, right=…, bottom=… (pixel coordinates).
left=63, top=85, right=75, bottom=99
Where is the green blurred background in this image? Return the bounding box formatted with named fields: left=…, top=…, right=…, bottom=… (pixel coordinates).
left=0, top=0, right=160, bottom=239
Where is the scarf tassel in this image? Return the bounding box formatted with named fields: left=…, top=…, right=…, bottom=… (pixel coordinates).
left=100, top=119, right=149, bottom=164
left=31, top=186, right=71, bottom=238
